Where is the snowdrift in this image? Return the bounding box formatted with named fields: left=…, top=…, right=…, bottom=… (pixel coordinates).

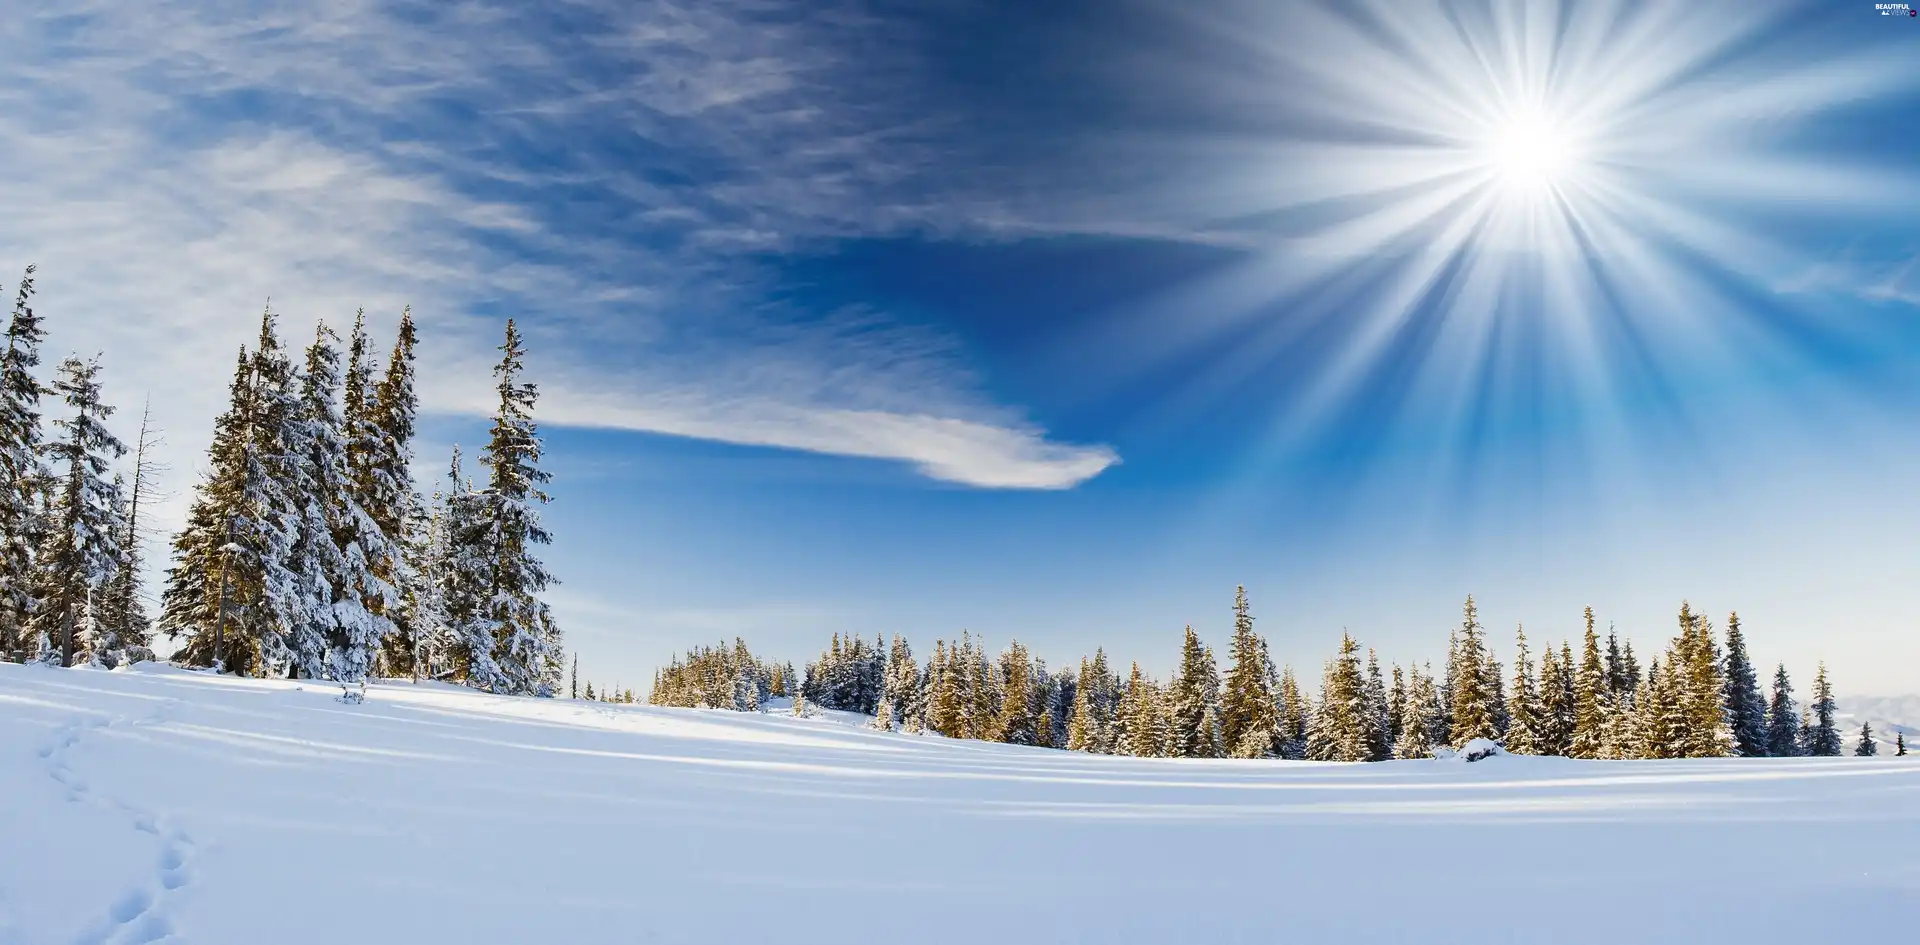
left=2, top=662, right=1915, bottom=945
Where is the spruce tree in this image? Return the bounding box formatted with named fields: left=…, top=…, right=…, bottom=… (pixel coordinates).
left=1219, top=586, right=1278, bottom=758
left=1765, top=664, right=1800, bottom=757
left=1569, top=606, right=1610, bottom=758
left=1392, top=665, right=1441, bottom=759
left=0, top=266, right=47, bottom=661
left=1363, top=649, right=1390, bottom=761
left=1448, top=596, right=1499, bottom=747
left=1805, top=663, right=1840, bottom=756
left=1118, top=663, right=1166, bottom=758
left=1854, top=721, right=1877, bottom=757
left=31, top=357, right=127, bottom=666
left=1169, top=625, right=1221, bottom=758
left=927, top=640, right=964, bottom=738
left=1670, top=604, right=1733, bottom=758
left=1387, top=664, right=1407, bottom=751
left=1721, top=612, right=1767, bottom=757
left=368, top=308, right=422, bottom=676
left=1536, top=642, right=1574, bottom=756
left=1067, top=655, right=1096, bottom=751
left=1896, top=732, right=1905, bottom=756
left=1307, top=632, right=1372, bottom=762
left=462, top=320, right=561, bottom=696
left=1505, top=625, right=1541, bottom=755
left=994, top=640, right=1038, bottom=745
left=286, top=323, right=395, bottom=682
left=1276, top=664, right=1308, bottom=759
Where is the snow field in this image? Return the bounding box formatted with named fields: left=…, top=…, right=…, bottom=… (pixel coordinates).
left=2, top=661, right=1916, bottom=945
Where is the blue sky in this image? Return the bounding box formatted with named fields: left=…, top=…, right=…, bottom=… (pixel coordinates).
left=3, top=1, right=1918, bottom=692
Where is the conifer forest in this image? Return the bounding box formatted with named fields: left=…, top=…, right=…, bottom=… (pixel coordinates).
left=0, top=267, right=562, bottom=696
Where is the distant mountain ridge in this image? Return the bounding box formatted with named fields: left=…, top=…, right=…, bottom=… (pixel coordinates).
left=1833, top=695, right=1919, bottom=752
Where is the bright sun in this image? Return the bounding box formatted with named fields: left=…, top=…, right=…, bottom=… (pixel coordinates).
left=1484, top=109, right=1576, bottom=191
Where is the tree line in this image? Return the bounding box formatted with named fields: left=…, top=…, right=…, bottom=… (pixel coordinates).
left=649, top=587, right=1899, bottom=760
left=0, top=266, right=563, bottom=696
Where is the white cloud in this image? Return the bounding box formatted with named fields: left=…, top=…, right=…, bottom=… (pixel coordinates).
left=0, top=0, right=1119, bottom=508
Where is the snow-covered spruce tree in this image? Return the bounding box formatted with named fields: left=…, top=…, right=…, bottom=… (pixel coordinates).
left=361, top=308, right=421, bottom=677
left=1504, top=625, right=1541, bottom=755
left=0, top=266, right=47, bottom=662
left=162, top=347, right=247, bottom=667
left=165, top=312, right=307, bottom=677
left=1569, top=607, right=1610, bottom=758
left=994, top=639, right=1038, bottom=745
left=1219, top=586, right=1279, bottom=758
left=1387, top=664, right=1407, bottom=751
left=1393, top=664, right=1441, bottom=759
left=1447, top=596, right=1500, bottom=747
left=926, top=640, right=964, bottom=738
left=31, top=357, right=126, bottom=666
left=1656, top=603, right=1732, bottom=758
left=1276, top=664, right=1308, bottom=759
left=1363, top=649, right=1391, bottom=761
left=1169, top=625, right=1221, bottom=758
left=1066, top=655, right=1098, bottom=751
left=1721, top=612, right=1767, bottom=757
left=1534, top=642, right=1572, bottom=756
left=1805, top=663, right=1840, bottom=756
left=438, top=446, right=500, bottom=687
left=1896, top=732, right=1905, bottom=756
left=1307, top=632, right=1373, bottom=762
left=1855, top=722, right=1877, bottom=757
left=454, top=320, right=562, bottom=696
left=289, top=323, right=397, bottom=683
left=1118, top=663, right=1167, bottom=758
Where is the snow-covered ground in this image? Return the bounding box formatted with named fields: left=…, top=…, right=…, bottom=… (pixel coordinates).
left=3, top=663, right=1916, bottom=945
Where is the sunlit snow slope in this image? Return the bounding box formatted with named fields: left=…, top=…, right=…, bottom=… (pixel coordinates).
left=3, top=662, right=1916, bottom=945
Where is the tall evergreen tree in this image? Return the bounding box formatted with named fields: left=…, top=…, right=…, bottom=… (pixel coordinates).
left=1670, top=603, right=1733, bottom=758
left=1896, top=732, right=1905, bottom=757
left=1765, top=664, right=1800, bottom=757
left=1570, top=606, right=1610, bottom=758
left=1219, top=586, right=1279, bottom=758
left=1721, top=611, right=1767, bottom=757
left=1363, top=649, right=1391, bottom=761
left=1066, top=654, right=1097, bottom=752
left=1805, top=662, right=1840, bottom=757
left=1505, top=625, right=1541, bottom=755
left=368, top=308, right=422, bottom=676
left=994, top=639, right=1038, bottom=746
left=1392, top=664, right=1442, bottom=759
left=459, top=320, right=561, bottom=696
left=31, top=357, right=127, bottom=666
left=1118, top=662, right=1166, bottom=758
left=1307, top=632, right=1372, bottom=762
left=927, top=640, right=964, bottom=738
left=0, top=266, right=47, bottom=661
left=1169, top=625, right=1221, bottom=758
left=1536, top=642, right=1574, bottom=756
left=1276, top=664, right=1308, bottom=759
left=1448, top=596, right=1499, bottom=747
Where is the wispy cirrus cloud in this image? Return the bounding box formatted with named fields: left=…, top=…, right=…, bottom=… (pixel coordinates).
left=0, top=0, right=1117, bottom=500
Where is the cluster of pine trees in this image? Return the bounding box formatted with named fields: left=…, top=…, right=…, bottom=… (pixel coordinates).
left=0, top=265, right=565, bottom=697
left=649, top=587, right=1884, bottom=762
left=644, top=640, right=793, bottom=711
left=0, top=267, right=163, bottom=668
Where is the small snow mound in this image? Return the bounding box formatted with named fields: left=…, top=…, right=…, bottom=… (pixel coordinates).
left=1433, top=738, right=1505, bottom=762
